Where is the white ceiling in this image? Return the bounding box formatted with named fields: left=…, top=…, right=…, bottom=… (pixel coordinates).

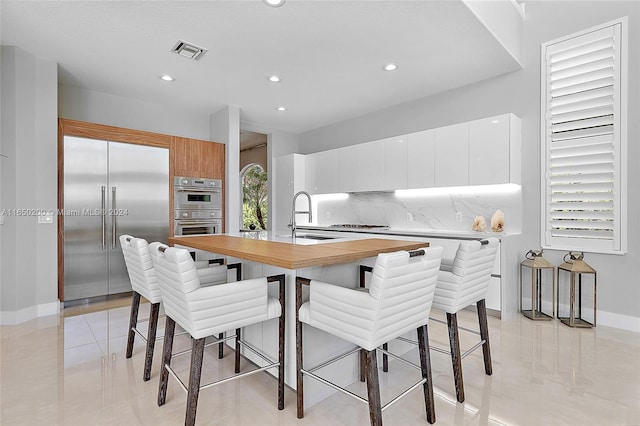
left=1, top=0, right=522, bottom=133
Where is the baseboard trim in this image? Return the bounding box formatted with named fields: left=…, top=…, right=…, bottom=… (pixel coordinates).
left=597, top=310, right=640, bottom=332
left=0, top=300, right=61, bottom=325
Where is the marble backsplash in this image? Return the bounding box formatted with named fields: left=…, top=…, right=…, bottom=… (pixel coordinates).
left=312, top=187, right=522, bottom=234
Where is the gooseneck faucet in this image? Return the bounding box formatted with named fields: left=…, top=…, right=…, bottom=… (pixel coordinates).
left=289, top=191, right=313, bottom=238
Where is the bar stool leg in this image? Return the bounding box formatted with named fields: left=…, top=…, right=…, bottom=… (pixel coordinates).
left=382, top=343, right=389, bottom=372
left=476, top=299, right=492, bottom=375
left=447, top=312, right=465, bottom=403
left=417, top=324, right=436, bottom=424
left=296, top=283, right=305, bottom=419
left=277, top=274, right=286, bottom=411
left=143, top=302, right=160, bottom=381
left=235, top=328, right=242, bottom=374
left=158, top=317, right=176, bottom=406
left=185, top=337, right=206, bottom=426
left=365, top=349, right=382, bottom=426
left=126, top=292, right=141, bottom=359
left=218, top=333, right=224, bottom=359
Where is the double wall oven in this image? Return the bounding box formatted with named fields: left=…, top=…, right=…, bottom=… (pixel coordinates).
left=174, top=176, right=222, bottom=236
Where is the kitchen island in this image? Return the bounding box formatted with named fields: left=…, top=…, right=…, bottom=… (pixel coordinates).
left=168, top=234, right=426, bottom=269
left=168, top=233, right=428, bottom=407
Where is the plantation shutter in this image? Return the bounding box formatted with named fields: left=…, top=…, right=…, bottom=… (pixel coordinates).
left=542, top=22, right=623, bottom=252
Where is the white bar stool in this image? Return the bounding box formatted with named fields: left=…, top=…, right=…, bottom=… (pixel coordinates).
left=430, top=238, right=499, bottom=403
left=296, top=246, right=443, bottom=426
left=120, top=235, right=239, bottom=381
left=151, top=243, right=285, bottom=426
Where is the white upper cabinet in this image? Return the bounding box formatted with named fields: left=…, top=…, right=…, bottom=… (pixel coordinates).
left=306, top=113, right=520, bottom=193
left=306, top=149, right=338, bottom=194
left=434, top=122, right=469, bottom=187
left=337, top=145, right=358, bottom=192
left=407, top=129, right=435, bottom=189
left=468, top=113, right=520, bottom=185
left=382, top=136, right=408, bottom=190
left=357, top=140, right=385, bottom=191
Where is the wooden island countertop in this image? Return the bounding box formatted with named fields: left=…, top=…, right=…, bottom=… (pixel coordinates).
left=168, top=235, right=428, bottom=269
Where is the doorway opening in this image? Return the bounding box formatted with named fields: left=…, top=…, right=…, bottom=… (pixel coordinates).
left=240, top=130, right=268, bottom=230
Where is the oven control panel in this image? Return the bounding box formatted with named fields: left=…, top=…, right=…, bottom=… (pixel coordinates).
left=174, top=176, right=221, bottom=189
left=174, top=209, right=221, bottom=220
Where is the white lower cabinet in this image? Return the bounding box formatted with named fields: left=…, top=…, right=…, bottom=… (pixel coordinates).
left=486, top=277, right=501, bottom=311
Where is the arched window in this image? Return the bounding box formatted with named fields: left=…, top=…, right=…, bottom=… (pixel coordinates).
left=241, top=163, right=268, bottom=230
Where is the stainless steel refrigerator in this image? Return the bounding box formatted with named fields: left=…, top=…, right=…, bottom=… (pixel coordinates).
left=63, top=136, right=169, bottom=301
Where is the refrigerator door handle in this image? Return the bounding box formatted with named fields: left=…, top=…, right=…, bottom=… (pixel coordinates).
left=101, top=186, right=107, bottom=250
left=111, top=186, right=117, bottom=249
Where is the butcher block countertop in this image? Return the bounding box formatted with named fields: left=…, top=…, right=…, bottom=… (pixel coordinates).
left=168, top=234, right=428, bottom=269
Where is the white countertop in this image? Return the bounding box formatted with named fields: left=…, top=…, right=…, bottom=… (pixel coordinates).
left=294, top=225, right=519, bottom=240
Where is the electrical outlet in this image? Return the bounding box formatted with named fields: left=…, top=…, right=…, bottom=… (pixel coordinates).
left=38, top=214, right=54, bottom=224
left=406, top=212, right=414, bottom=222
left=455, top=211, right=463, bottom=223
left=325, top=211, right=331, bottom=219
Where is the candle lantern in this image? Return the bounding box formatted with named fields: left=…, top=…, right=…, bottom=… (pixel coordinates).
left=557, top=252, right=597, bottom=328
left=520, top=249, right=555, bottom=320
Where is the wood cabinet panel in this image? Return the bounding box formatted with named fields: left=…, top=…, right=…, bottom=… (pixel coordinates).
left=204, top=142, right=225, bottom=179
left=170, top=137, right=225, bottom=179
left=169, top=136, right=226, bottom=236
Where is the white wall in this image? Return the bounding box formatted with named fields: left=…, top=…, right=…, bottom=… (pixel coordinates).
left=299, top=1, right=640, bottom=330
left=210, top=106, right=240, bottom=233
left=59, top=85, right=211, bottom=140
left=1, top=47, right=58, bottom=323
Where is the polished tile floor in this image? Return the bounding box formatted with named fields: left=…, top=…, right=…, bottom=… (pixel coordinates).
left=1, top=299, right=639, bottom=425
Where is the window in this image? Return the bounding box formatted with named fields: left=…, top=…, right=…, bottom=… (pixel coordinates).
left=541, top=18, right=627, bottom=254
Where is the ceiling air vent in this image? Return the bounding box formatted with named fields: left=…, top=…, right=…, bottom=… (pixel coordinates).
left=171, top=40, right=207, bottom=60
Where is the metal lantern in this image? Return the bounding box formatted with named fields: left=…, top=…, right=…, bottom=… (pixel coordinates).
left=557, top=252, right=597, bottom=328
left=520, top=249, right=555, bottom=320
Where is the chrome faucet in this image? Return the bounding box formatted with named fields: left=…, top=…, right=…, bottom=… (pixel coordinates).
left=289, top=191, right=313, bottom=238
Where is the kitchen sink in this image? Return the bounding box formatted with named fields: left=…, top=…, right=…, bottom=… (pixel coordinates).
left=276, top=233, right=342, bottom=241
left=295, top=234, right=337, bottom=240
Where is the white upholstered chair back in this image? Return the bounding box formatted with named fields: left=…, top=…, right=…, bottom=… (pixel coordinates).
left=432, top=238, right=499, bottom=313
left=303, top=246, right=442, bottom=351
left=119, top=235, right=162, bottom=304
left=369, top=246, right=443, bottom=347
left=151, top=244, right=276, bottom=339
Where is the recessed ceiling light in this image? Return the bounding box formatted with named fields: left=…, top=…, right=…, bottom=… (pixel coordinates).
left=161, top=74, right=175, bottom=82
left=276, top=106, right=287, bottom=112
left=383, top=63, right=398, bottom=71
left=263, top=0, right=285, bottom=7
left=268, top=75, right=281, bottom=83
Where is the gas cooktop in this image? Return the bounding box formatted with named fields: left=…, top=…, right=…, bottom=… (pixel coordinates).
left=330, top=224, right=389, bottom=229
